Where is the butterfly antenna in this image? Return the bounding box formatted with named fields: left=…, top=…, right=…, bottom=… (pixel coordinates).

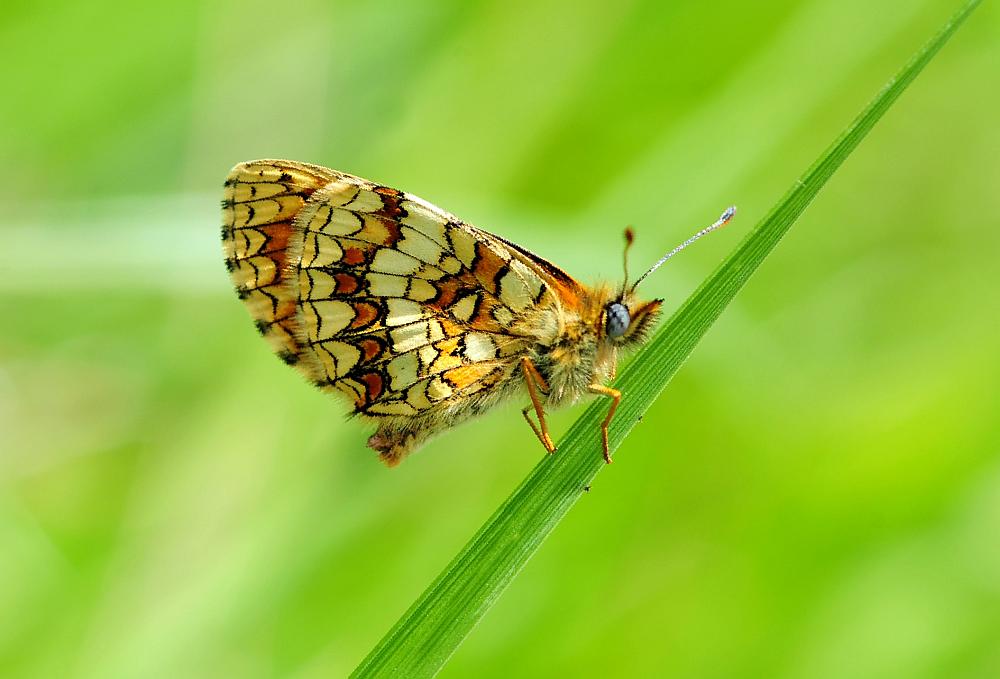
left=620, top=226, right=636, bottom=294
left=629, top=206, right=736, bottom=293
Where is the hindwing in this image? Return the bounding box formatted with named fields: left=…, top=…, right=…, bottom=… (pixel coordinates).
left=222, top=159, right=582, bottom=416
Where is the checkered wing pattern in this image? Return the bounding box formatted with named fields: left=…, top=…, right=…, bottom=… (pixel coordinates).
left=222, top=159, right=581, bottom=419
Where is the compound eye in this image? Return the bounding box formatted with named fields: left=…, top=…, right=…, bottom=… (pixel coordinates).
left=606, top=302, right=630, bottom=339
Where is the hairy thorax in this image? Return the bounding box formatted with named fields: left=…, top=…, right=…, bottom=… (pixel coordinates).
left=529, top=304, right=616, bottom=407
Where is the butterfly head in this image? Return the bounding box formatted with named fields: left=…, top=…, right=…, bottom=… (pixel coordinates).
left=602, top=295, right=662, bottom=347
left=601, top=206, right=736, bottom=347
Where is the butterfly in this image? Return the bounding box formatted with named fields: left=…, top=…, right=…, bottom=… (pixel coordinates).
left=221, top=159, right=734, bottom=467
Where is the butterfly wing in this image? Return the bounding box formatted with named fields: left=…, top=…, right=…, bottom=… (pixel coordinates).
left=221, top=159, right=338, bottom=380
left=222, top=160, right=582, bottom=419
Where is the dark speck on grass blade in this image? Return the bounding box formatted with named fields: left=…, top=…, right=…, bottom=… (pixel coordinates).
left=352, top=2, right=982, bottom=676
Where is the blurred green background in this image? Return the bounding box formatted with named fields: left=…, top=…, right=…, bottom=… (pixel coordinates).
left=2, top=1, right=998, bottom=677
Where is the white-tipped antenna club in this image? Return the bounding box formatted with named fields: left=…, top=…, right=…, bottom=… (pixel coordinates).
left=629, top=205, right=736, bottom=293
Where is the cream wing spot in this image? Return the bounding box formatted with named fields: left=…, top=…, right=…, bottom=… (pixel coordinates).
left=448, top=227, right=477, bottom=267
left=356, top=214, right=393, bottom=245
left=368, top=401, right=418, bottom=416
left=321, top=179, right=362, bottom=207
left=319, top=208, right=363, bottom=236
left=323, top=340, right=361, bottom=377
left=341, top=187, right=385, bottom=213
left=228, top=257, right=252, bottom=285
left=304, top=204, right=334, bottom=233
left=233, top=181, right=286, bottom=201
left=493, top=305, right=515, bottom=327
left=397, top=227, right=444, bottom=264
left=499, top=260, right=543, bottom=311
left=387, top=353, right=419, bottom=390
left=385, top=299, right=424, bottom=327
left=426, top=319, right=445, bottom=342
left=464, top=333, right=498, bottom=362
left=371, top=248, right=422, bottom=275
left=302, top=269, right=338, bottom=300
left=400, top=199, right=449, bottom=244
left=249, top=257, right=278, bottom=287
left=418, top=344, right=439, bottom=368
left=408, top=278, right=436, bottom=302
left=367, top=272, right=408, bottom=297
left=231, top=256, right=276, bottom=288
left=234, top=196, right=300, bottom=227
left=238, top=228, right=267, bottom=257
left=229, top=182, right=256, bottom=203
left=313, top=342, right=339, bottom=380
left=498, top=270, right=530, bottom=311
left=406, top=382, right=433, bottom=411
left=304, top=300, right=355, bottom=340
left=413, top=263, right=448, bottom=281
left=233, top=203, right=257, bottom=229
left=427, top=377, right=453, bottom=401
left=390, top=322, right=430, bottom=354
left=437, top=256, right=463, bottom=275
left=451, top=294, right=478, bottom=322
left=301, top=232, right=343, bottom=268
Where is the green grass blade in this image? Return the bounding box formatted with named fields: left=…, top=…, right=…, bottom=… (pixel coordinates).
left=352, top=2, right=982, bottom=676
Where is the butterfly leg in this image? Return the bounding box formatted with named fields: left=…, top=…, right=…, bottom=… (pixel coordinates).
left=521, top=357, right=556, bottom=453
left=521, top=407, right=554, bottom=453
left=587, top=384, right=621, bottom=464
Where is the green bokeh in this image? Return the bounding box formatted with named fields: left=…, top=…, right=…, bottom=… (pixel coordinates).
left=1, top=1, right=998, bottom=677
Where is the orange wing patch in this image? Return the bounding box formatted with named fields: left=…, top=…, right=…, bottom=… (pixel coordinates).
left=443, top=362, right=501, bottom=391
